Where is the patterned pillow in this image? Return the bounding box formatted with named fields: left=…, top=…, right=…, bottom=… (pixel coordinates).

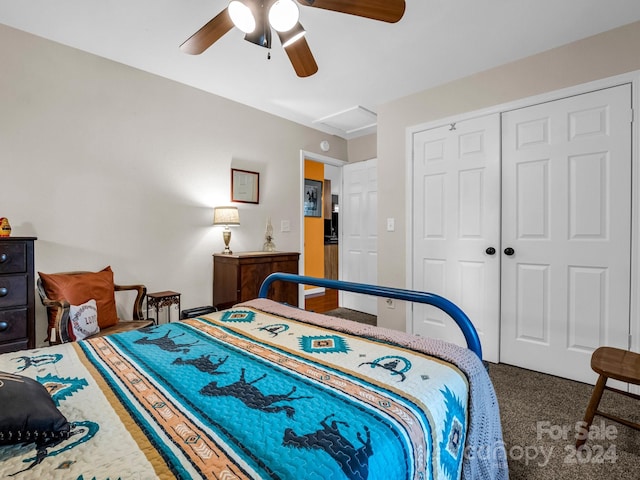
left=69, top=299, right=100, bottom=341
left=0, top=371, right=71, bottom=446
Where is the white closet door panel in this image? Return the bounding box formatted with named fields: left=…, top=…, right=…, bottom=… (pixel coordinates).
left=412, top=115, right=501, bottom=362
left=515, top=263, right=549, bottom=343
left=501, top=84, right=632, bottom=383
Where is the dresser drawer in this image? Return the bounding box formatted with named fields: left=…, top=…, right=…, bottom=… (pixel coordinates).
left=0, top=241, right=27, bottom=274
left=0, top=308, right=28, bottom=344
left=0, top=339, right=29, bottom=354
left=0, top=275, right=27, bottom=308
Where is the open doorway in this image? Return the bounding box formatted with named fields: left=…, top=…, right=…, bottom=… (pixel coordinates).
left=299, top=151, right=345, bottom=312
left=298, top=151, right=378, bottom=317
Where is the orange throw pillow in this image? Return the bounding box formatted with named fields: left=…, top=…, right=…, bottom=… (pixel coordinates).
left=39, top=267, right=119, bottom=334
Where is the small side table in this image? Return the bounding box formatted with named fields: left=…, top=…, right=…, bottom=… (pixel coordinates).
left=146, top=291, right=181, bottom=325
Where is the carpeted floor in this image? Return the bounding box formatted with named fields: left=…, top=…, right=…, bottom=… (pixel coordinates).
left=322, top=307, right=377, bottom=326
left=488, top=362, right=640, bottom=479
left=323, top=308, right=640, bottom=479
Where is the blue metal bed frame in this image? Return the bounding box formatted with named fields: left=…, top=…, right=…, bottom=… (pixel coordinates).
left=258, top=273, right=482, bottom=359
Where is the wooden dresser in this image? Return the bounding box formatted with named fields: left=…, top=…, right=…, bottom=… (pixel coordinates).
left=0, top=237, right=36, bottom=353
left=213, top=251, right=299, bottom=310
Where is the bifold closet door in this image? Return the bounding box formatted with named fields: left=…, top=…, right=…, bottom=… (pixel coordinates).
left=411, top=114, right=501, bottom=363
left=500, top=84, right=632, bottom=383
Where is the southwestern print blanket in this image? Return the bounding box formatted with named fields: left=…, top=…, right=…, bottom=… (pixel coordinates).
left=0, top=301, right=505, bottom=479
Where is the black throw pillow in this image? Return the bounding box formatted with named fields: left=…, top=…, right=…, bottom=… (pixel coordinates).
left=0, top=371, right=71, bottom=446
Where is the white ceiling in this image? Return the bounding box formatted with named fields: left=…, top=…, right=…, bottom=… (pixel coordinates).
left=2, top=0, right=640, bottom=139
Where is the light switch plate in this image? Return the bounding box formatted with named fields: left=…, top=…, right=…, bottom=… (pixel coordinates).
left=386, top=218, right=395, bottom=232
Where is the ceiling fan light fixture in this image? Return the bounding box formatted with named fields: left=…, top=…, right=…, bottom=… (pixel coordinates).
left=277, top=22, right=306, bottom=48
left=229, top=0, right=256, bottom=33
left=268, top=0, right=300, bottom=32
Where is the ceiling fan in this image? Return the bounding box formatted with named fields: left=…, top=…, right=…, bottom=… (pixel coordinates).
left=180, top=0, right=406, bottom=78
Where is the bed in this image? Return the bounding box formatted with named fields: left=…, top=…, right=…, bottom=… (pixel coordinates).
left=0, top=274, right=508, bottom=480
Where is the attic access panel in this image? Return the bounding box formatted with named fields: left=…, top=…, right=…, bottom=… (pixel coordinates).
left=314, top=106, right=377, bottom=136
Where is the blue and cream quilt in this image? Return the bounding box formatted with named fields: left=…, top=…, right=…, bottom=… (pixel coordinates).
left=0, top=301, right=480, bottom=480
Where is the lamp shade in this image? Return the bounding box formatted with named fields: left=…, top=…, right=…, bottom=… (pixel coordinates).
left=213, top=206, right=240, bottom=226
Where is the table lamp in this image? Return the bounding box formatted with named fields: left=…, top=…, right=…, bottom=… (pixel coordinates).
left=213, top=207, right=240, bottom=254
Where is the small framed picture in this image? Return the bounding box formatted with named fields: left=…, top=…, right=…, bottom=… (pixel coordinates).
left=231, top=168, right=259, bottom=204
left=304, top=179, right=322, bottom=217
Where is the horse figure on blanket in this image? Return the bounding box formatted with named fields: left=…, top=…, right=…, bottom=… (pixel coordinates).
left=12, top=354, right=62, bottom=372
left=173, top=354, right=229, bottom=375
left=134, top=330, right=200, bottom=353
left=283, top=414, right=373, bottom=480
left=200, top=368, right=311, bottom=418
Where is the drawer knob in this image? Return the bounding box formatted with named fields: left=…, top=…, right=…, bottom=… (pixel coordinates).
left=0, top=287, right=7, bottom=297
left=0, top=322, right=7, bottom=332
left=0, top=253, right=6, bottom=263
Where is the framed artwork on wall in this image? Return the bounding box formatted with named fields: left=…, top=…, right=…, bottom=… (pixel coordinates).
left=304, top=179, right=322, bottom=217
left=231, top=168, right=259, bottom=204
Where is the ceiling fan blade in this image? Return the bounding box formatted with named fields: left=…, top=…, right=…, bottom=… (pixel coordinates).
left=297, top=0, right=405, bottom=23
left=283, top=36, right=318, bottom=78
left=180, top=9, right=234, bottom=55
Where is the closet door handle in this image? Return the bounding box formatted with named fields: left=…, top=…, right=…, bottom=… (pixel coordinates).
left=485, top=247, right=496, bottom=255
left=504, top=247, right=515, bottom=256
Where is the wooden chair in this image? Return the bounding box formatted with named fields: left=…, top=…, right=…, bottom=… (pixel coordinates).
left=576, top=346, right=640, bottom=447
left=37, top=270, right=154, bottom=344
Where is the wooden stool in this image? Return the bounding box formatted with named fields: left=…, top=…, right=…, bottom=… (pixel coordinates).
left=576, top=346, right=640, bottom=447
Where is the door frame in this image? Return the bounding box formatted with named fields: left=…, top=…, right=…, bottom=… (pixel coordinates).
left=299, top=150, right=346, bottom=305
left=405, top=71, right=640, bottom=367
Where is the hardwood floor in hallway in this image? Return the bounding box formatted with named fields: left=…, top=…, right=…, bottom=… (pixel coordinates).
left=304, top=288, right=338, bottom=313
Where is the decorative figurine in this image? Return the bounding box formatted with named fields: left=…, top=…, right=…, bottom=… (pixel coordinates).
left=0, top=218, right=11, bottom=237
left=263, top=217, right=276, bottom=252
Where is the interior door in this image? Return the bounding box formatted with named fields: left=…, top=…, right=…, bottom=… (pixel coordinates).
left=500, top=84, right=632, bottom=383
left=341, top=158, right=378, bottom=315
left=411, top=115, right=501, bottom=363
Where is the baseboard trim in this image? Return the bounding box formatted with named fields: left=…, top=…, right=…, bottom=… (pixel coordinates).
left=304, top=287, right=326, bottom=297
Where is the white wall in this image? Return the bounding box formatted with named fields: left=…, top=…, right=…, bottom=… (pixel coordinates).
left=377, top=20, right=640, bottom=330
left=0, top=24, right=347, bottom=344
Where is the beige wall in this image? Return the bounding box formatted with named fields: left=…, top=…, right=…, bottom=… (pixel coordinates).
left=347, top=133, right=377, bottom=162
left=377, top=20, right=640, bottom=330
left=0, top=24, right=347, bottom=344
